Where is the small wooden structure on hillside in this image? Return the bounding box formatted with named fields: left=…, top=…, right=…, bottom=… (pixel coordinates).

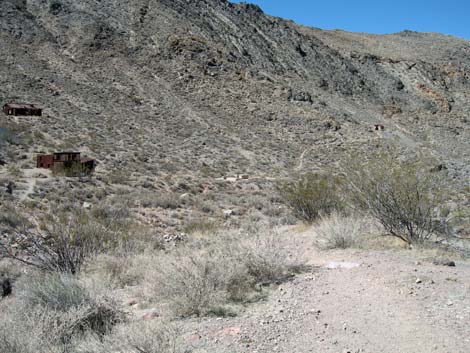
left=374, top=124, right=385, bottom=131
left=37, top=152, right=96, bottom=175
left=3, top=103, right=42, bottom=116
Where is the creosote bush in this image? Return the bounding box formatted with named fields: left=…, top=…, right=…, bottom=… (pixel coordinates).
left=1, top=210, right=126, bottom=274
left=278, top=173, right=343, bottom=223
left=342, top=150, right=452, bottom=244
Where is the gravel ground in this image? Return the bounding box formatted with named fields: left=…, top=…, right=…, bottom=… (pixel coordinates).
left=178, top=230, right=470, bottom=353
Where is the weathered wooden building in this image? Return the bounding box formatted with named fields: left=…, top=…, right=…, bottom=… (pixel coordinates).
left=3, top=103, right=42, bottom=116
left=37, top=152, right=96, bottom=175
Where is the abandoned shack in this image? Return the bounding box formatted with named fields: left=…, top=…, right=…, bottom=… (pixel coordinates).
left=3, top=103, right=42, bottom=116
left=37, top=152, right=96, bottom=175
left=374, top=124, right=385, bottom=131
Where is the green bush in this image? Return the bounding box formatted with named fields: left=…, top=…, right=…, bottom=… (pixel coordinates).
left=342, top=150, right=451, bottom=244
left=278, top=173, right=343, bottom=223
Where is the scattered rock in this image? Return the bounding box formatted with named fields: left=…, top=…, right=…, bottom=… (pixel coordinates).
left=223, top=209, right=234, bottom=218
left=142, top=310, right=159, bottom=321
left=433, top=259, right=456, bottom=267
left=326, top=262, right=360, bottom=269
left=288, top=89, right=313, bottom=104
left=5, top=181, right=14, bottom=195
left=126, top=299, right=138, bottom=306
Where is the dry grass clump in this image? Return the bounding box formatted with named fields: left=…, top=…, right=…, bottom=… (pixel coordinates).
left=313, top=212, right=380, bottom=249
left=154, top=229, right=300, bottom=317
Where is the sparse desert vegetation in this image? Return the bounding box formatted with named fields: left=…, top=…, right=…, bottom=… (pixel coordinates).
left=1, top=0, right=470, bottom=352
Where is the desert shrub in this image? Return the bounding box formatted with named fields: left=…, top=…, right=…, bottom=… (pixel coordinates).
left=86, top=254, right=137, bottom=289
left=342, top=150, right=452, bottom=244
left=155, top=229, right=299, bottom=317
left=0, top=204, right=29, bottom=228
left=150, top=192, right=181, bottom=209
left=278, top=173, right=343, bottom=223
left=91, top=203, right=130, bottom=227
left=72, top=321, right=180, bottom=353
left=182, top=219, right=220, bottom=235
left=0, top=273, right=124, bottom=353
left=0, top=307, right=60, bottom=353
left=157, top=250, right=227, bottom=317
left=313, top=212, right=378, bottom=249
left=1, top=211, right=124, bottom=274
left=16, top=273, right=124, bottom=338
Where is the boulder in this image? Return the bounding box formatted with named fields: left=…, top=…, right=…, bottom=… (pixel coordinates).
left=288, top=89, right=313, bottom=103
left=432, top=259, right=456, bottom=267
left=1, top=278, right=12, bottom=298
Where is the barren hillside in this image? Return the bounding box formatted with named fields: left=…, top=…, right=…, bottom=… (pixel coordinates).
left=1, top=1, right=470, bottom=352
left=1, top=0, right=469, bottom=232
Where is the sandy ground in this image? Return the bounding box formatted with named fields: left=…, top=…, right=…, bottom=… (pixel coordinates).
left=176, top=230, right=470, bottom=353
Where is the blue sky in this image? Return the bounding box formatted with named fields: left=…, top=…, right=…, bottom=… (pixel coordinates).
left=230, top=0, right=470, bottom=39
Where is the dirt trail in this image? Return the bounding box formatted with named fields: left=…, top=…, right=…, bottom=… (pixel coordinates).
left=17, top=168, right=49, bottom=201
left=19, top=177, right=35, bottom=201
left=180, top=230, right=470, bottom=353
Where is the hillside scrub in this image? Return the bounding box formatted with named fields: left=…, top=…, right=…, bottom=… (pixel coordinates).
left=153, top=228, right=301, bottom=317
left=342, top=150, right=452, bottom=244
left=278, top=173, right=343, bottom=223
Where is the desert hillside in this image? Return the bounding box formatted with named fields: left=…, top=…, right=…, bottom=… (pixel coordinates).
left=0, top=1, right=469, bottom=352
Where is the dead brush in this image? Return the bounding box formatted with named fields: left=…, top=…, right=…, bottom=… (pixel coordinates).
left=153, top=228, right=301, bottom=317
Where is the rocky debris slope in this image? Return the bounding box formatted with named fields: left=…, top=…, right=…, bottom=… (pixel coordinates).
left=0, top=0, right=469, bottom=204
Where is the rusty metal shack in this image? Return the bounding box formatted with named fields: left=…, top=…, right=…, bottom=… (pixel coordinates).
left=3, top=103, right=42, bottom=116
left=37, top=152, right=96, bottom=175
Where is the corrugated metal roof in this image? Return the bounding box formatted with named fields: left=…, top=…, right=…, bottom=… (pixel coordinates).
left=3, top=103, right=41, bottom=109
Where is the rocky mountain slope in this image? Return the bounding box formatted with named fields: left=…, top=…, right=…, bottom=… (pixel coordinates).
left=0, top=0, right=469, bottom=229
